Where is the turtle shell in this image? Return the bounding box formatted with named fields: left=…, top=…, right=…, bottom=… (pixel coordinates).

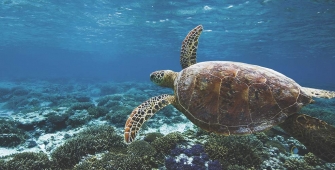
left=174, top=61, right=312, bottom=135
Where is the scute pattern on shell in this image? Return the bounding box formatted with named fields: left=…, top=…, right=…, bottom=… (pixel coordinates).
left=174, top=61, right=312, bottom=135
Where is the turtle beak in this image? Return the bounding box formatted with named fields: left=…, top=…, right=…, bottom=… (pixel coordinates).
left=150, top=73, right=155, bottom=82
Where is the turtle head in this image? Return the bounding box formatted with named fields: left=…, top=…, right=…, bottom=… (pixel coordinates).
left=150, top=70, right=177, bottom=89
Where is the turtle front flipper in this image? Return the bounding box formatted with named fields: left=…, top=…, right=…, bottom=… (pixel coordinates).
left=301, top=87, right=335, bottom=99
left=279, top=113, right=335, bottom=162
left=180, top=25, right=203, bottom=69
left=124, top=94, right=175, bottom=143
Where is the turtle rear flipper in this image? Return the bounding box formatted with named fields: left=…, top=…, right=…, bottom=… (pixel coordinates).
left=279, top=113, right=335, bottom=162
left=302, top=87, right=335, bottom=99
left=124, top=94, right=175, bottom=143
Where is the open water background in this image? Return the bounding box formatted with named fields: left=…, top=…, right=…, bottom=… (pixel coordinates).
left=1, top=0, right=335, bottom=90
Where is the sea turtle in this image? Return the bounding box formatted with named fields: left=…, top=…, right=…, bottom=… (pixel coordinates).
left=124, top=25, right=335, bottom=162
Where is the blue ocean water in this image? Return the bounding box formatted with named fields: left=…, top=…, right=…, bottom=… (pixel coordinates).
left=1, top=0, right=335, bottom=88
left=1, top=1, right=335, bottom=169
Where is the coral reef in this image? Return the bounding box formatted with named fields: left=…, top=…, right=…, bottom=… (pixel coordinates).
left=46, top=111, right=69, bottom=132
left=69, top=102, right=94, bottom=111
left=183, top=144, right=204, bottom=156
left=1, top=86, right=43, bottom=112
left=66, top=110, right=91, bottom=128
left=0, top=152, right=52, bottom=170
left=96, top=95, right=136, bottom=128
left=105, top=108, right=131, bottom=128
left=207, top=160, right=223, bottom=169
left=143, top=132, right=164, bottom=143
left=165, top=156, right=202, bottom=170
left=304, top=152, right=324, bottom=166
left=284, top=158, right=314, bottom=170
left=151, top=132, right=184, bottom=155
left=74, top=139, right=163, bottom=169
left=127, top=140, right=157, bottom=157
left=0, top=81, right=334, bottom=169
left=87, top=106, right=109, bottom=118
left=0, top=119, right=27, bottom=147
left=165, top=144, right=212, bottom=170
left=204, top=134, right=268, bottom=169
left=74, top=153, right=144, bottom=170
left=51, top=125, right=126, bottom=169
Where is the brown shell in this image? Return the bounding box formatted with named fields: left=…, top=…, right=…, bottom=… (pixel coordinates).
left=174, top=61, right=312, bottom=135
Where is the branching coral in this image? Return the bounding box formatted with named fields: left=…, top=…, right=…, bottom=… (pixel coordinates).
left=0, top=119, right=27, bottom=147
left=143, top=132, right=164, bottom=143
left=69, top=102, right=94, bottom=111
left=87, top=106, right=109, bottom=118
left=0, top=152, right=51, bottom=170
left=51, top=125, right=126, bottom=169
left=284, top=158, right=314, bottom=170
left=74, top=140, right=162, bottom=170
left=304, top=152, right=324, bottom=166
left=204, top=134, right=268, bottom=169
left=127, top=140, right=157, bottom=157
left=151, top=132, right=184, bottom=155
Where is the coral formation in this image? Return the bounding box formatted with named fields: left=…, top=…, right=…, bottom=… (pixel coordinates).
left=96, top=95, right=135, bottom=127
left=127, top=140, right=156, bottom=157
left=96, top=153, right=154, bottom=170
left=0, top=152, right=51, bottom=170
left=284, top=158, right=314, bottom=170
left=87, top=106, right=109, bottom=118
left=51, top=125, right=126, bottom=169
left=75, top=152, right=156, bottom=170
left=151, top=132, right=184, bottom=155
left=207, top=160, right=223, bottom=169
left=184, top=144, right=204, bottom=156
left=106, top=109, right=131, bottom=127
left=74, top=140, right=163, bottom=169
left=143, top=132, right=164, bottom=143
left=304, top=152, right=324, bottom=166
left=0, top=119, right=27, bottom=147
left=46, top=112, right=69, bottom=132
left=3, top=96, right=29, bottom=111
left=165, top=156, right=199, bottom=170
left=0, top=86, right=43, bottom=112
left=66, top=110, right=91, bottom=127
left=165, top=143, right=221, bottom=170
left=204, top=134, right=268, bottom=169
left=69, top=102, right=94, bottom=111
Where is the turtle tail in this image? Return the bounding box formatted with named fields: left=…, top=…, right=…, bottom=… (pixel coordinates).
left=278, top=113, right=335, bottom=162
left=124, top=94, right=175, bottom=143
